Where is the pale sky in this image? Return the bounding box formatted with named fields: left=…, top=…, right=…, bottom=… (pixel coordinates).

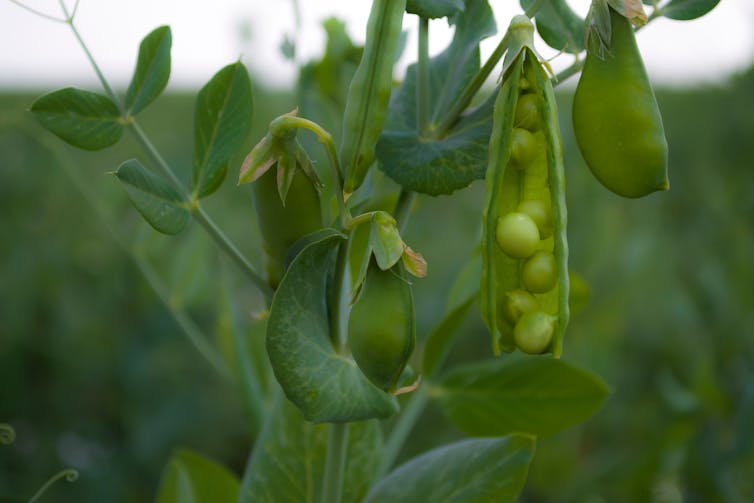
left=0, top=0, right=752, bottom=91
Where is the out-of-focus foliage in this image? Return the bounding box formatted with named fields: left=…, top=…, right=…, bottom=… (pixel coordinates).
left=1, top=62, right=753, bottom=501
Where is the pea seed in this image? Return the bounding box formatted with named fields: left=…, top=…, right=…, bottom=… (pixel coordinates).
left=522, top=251, right=557, bottom=293
left=496, top=212, right=540, bottom=259
left=503, top=288, right=538, bottom=323
left=514, top=311, right=555, bottom=354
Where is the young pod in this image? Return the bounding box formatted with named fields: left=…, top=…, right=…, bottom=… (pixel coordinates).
left=481, top=16, right=569, bottom=357
left=572, top=6, right=669, bottom=198
left=340, top=0, right=406, bottom=195
left=348, top=261, right=415, bottom=392
left=251, top=167, right=322, bottom=289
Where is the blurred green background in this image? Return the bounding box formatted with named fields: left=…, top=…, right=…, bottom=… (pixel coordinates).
left=2, top=56, right=754, bottom=503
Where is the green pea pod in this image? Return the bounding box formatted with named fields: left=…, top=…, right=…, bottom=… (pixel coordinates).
left=251, top=167, right=322, bottom=288
left=572, top=5, right=669, bottom=198
left=481, top=16, right=569, bottom=357
left=348, top=261, right=415, bottom=391
left=340, top=0, right=406, bottom=195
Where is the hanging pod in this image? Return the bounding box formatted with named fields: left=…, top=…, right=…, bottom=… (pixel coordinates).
left=348, top=260, right=415, bottom=392
left=573, top=4, right=669, bottom=198
left=240, top=122, right=324, bottom=289
left=481, top=16, right=569, bottom=357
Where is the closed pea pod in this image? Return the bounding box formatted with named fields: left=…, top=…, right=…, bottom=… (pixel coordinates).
left=251, top=167, right=322, bottom=289
left=239, top=122, right=324, bottom=289
left=348, top=260, right=415, bottom=392
left=573, top=5, right=669, bottom=198
left=481, top=16, right=569, bottom=356
left=340, top=0, right=406, bottom=195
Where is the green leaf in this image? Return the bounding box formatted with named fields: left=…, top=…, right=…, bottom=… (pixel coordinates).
left=115, top=159, right=189, bottom=235
left=155, top=449, right=240, bottom=503
left=239, top=396, right=383, bottom=503
left=364, top=435, right=534, bottom=503
left=422, top=254, right=481, bottom=377
left=376, top=0, right=497, bottom=195
left=662, top=0, right=721, bottom=20
left=406, top=0, right=464, bottom=18
left=266, top=231, right=398, bottom=422
left=126, top=26, right=172, bottom=115
left=192, top=62, right=253, bottom=198
left=377, top=95, right=495, bottom=195
left=436, top=357, right=610, bottom=437
left=521, top=0, right=585, bottom=54
left=30, top=88, right=123, bottom=150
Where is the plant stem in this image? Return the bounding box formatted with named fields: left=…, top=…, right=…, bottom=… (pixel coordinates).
left=221, top=263, right=267, bottom=435
left=417, top=16, right=430, bottom=135
left=192, top=206, right=274, bottom=303
left=321, top=423, right=349, bottom=503
left=377, top=389, right=428, bottom=478
left=62, top=14, right=271, bottom=303
left=524, top=0, right=544, bottom=18
left=64, top=11, right=123, bottom=115
left=552, top=58, right=584, bottom=85
left=28, top=469, right=78, bottom=503
left=134, top=254, right=232, bottom=378
left=36, top=132, right=232, bottom=379
left=393, top=189, right=416, bottom=234
left=9, top=0, right=67, bottom=22
left=268, top=115, right=350, bottom=227
left=434, top=30, right=510, bottom=136
left=329, top=237, right=351, bottom=352
left=128, top=121, right=189, bottom=198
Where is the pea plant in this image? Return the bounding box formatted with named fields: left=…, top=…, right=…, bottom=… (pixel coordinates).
left=9, top=0, right=720, bottom=500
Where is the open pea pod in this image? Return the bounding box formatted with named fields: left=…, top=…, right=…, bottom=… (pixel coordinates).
left=481, top=16, right=569, bottom=357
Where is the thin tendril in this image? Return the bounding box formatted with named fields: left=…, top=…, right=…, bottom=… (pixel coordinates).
left=70, top=0, right=80, bottom=20
left=0, top=423, right=16, bottom=445
left=7, top=0, right=67, bottom=22
left=28, top=468, right=79, bottom=503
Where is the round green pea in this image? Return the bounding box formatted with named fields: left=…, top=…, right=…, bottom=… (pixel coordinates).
left=521, top=251, right=557, bottom=293
left=514, top=311, right=555, bottom=354
left=514, top=93, right=540, bottom=132
left=496, top=212, right=540, bottom=259
left=517, top=199, right=553, bottom=239
left=503, top=288, right=538, bottom=323
left=510, top=128, right=537, bottom=167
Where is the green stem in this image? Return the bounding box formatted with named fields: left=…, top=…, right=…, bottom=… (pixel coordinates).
left=64, top=12, right=123, bottom=115
left=192, top=206, right=274, bottom=303
left=417, top=17, right=430, bottom=135
left=321, top=423, right=349, bottom=503
left=28, top=469, right=79, bottom=503
left=62, top=14, right=271, bottom=302
left=128, top=121, right=189, bottom=198
left=393, top=190, right=415, bottom=234
left=129, top=121, right=272, bottom=302
left=377, top=389, right=428, bottom=478
left=345, top=211, right=376, bottom=231
left=134, top=256, right=231, bottom=378
left=329, top=238, right=351, bottom=352
left=9, top=0, right=67, bottom=22
left=268, top=115, right=350, bottom=227
left=35, top=133, right=232, bottom=379
left=552, top=58, right=584, bottom=85
left=524, top=0, right=544, bottom=18
left=434, top=30, right=510, bottom=136
left=221, top=263, right=267, bottom=435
